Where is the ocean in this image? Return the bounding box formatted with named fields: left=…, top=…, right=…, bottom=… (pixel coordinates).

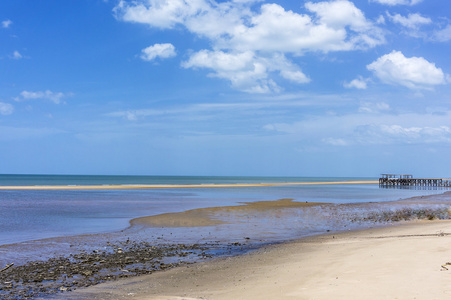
left=0, top=174, right=447, bottom=247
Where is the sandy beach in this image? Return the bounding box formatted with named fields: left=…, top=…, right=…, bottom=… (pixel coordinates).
left=64, top=219, right=451, bottom=300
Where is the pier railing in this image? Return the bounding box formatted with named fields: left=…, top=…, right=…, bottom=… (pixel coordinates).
left=379, top=174, right=451, bottom=188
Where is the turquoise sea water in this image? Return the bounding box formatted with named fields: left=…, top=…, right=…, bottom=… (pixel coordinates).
left=0, top=174, right=374, bottom=186
left=0, top=174, right=447, bottom=248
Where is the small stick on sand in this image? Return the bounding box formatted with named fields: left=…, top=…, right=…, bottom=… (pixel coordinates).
left=0, top=263, right=14, bottom=273
left=441, top=262, right=451, bottom=271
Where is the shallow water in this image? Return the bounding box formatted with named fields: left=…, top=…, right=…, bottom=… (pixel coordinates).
left=0, top=175, right=449, bottom=266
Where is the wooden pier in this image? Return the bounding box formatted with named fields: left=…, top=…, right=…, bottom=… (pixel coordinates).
left=379, top=174, right=451, bottom=188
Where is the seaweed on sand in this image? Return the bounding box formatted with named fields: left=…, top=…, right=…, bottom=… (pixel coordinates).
left=351, top=207, right=451, bottom=223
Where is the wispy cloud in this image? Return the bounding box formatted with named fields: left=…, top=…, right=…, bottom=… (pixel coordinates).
left=11, top=51, right=23, bottom=60
left=2, top=19, right=12, bottom=28
left=0, top=102, right=14, bottom=115
left=432, top=25, right=451, bottom=42
left=353, top=124, right=451, bottom=145
left=370, top=0, right=423, bottom=6
left=264, top=109, right=451, bottom=148
left=386, top=12, right=432, bottom=38
left=16, top=90, right=70, bottom=104
left=358, top=102, right=390, bottom=113
left=387, top=12, right=431, bottom=29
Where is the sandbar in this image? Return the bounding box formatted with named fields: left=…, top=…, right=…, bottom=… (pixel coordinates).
left=0, top=180, right=378, bottom=190
left=131, top=198, right=326, bottom=227
left=66, top=220, right=451, bottom=299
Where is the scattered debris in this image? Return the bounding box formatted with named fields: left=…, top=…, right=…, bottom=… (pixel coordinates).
left=0, top=264, right=14, bottom=273
left=351, top=207, right=451, bottom=223
left=0, top=240, right=250, bottom=299
left=441, top=262, right=451, bottom=271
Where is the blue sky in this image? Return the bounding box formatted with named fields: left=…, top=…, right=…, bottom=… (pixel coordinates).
left=1, top=0, right=450, bottom=177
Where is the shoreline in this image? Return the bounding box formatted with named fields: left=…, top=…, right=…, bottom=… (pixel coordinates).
left=0, top=180, right=379, bottom=190
left=64, top=219, right=451, bottom=300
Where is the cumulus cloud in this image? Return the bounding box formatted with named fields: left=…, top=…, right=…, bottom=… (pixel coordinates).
left=387, top=12, right=431, bottom=29
left=367, top=51, right=447, bottom=89
left=17, top=90, right=69, bottom=104
left=140, top=43, right=176, bottom=61
left=344, top=76, right=368, bottom=89
left=2, top=19, right=12, bottom=28
left=370, top=0, right=422, bottom=6
left=225, top=1, right=384, bottom=53
left=114, top=0, right=208, bottom=29
left=182, top=51, right=310, bottom=93
left=358, top=102, right=390, bottom=113
left=0, top=102, right=14, bottom=115
left=182, top=50, right=269, bottom=93
left=115, top=0, right=385, bottom=93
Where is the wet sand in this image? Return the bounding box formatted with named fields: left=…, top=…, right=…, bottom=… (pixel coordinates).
left=131, top=198, right=326, bottom=227
left=66, top=220, right=451, bottom=300
left=0, top=180, right=378, bottom=190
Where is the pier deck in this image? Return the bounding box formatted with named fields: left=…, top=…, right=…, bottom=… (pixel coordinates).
left=379, top=174, right=451, bottom=188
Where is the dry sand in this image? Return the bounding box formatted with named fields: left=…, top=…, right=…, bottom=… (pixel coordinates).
left=0, top=180, right=378, bottom=190
left=66, top=220, right=451, bottom=300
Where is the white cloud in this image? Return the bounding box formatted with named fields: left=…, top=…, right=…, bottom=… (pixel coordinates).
left=387, top=12, right=431, bottom=29
left=115, top=0, right=385, bottom=93
left=306, top=0, right=369, bottom=31
left=107, top=108, right=168, bottom=121
left=18, top=90, right=69, bottom=104
left=182, top=50, right=255, bottom=72
left=280, top=70, right=310, bottom=84
left=367, top=51, right=447, bottom=89
left=322, top=137, right=348, bottom=146
left=344, top=76, right=368, bottom=89
left=11, top=51, right=23, bottom=60
left=358, top=102, right=390, bottom=113
left=227, top=1, right=384, bottom=53
left=140, top=43, right=176, bottom=61
left=182, top=50, right=269, bottom=92
left=182, top=50, right=310, bottom=92
left=432, top=25, right=451, bottom=42
left=0, top=102, right=14, bottom=115
left=354, top=124, right=451, bottom=144
left=370, top=0, right=423, bottom=6
left=376, top=15, right=385, bottom=24
left=2, top=19, right=12, bottom=28
left=114, top=0, right=213, bottom=29
left=263, top=108, right=451, bottom=148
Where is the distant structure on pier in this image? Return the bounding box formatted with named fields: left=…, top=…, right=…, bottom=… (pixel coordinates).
left=379, top=174, right=451, bottom=188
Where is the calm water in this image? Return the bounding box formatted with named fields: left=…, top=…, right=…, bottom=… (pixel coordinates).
left=0, top=175, right=446, bottom=247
